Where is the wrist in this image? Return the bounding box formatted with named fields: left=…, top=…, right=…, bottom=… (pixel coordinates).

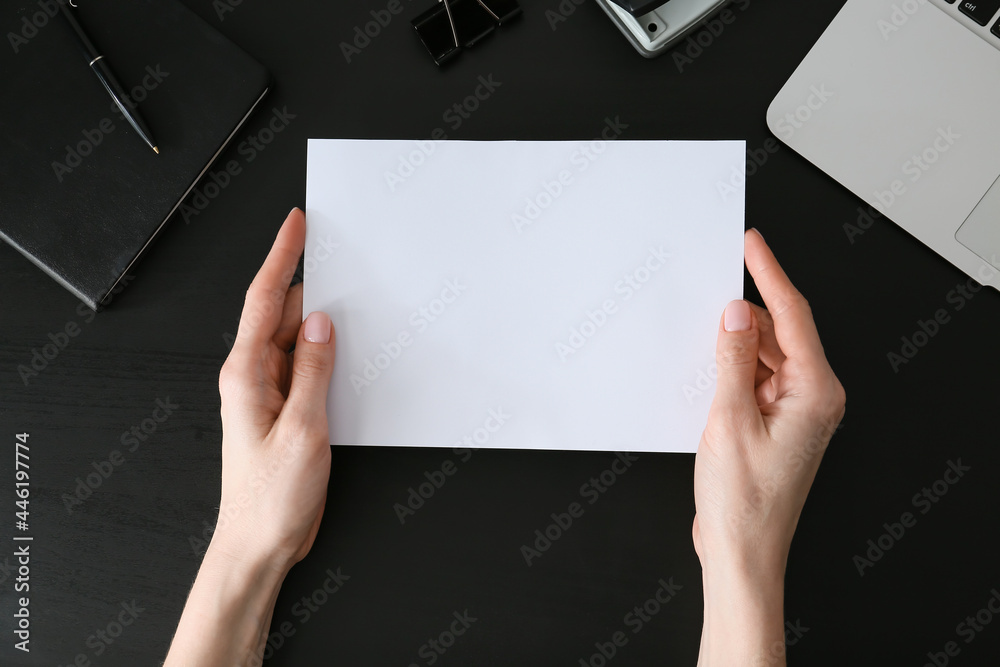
left=702, top=558, right=784, bottom=613
left=164, top=530, right=289, bottom=666
left=701, top=541, right=787, bottom=591
left=206, top=527, right=294, bottom=581
left=699, top=557, right=787, bottom=667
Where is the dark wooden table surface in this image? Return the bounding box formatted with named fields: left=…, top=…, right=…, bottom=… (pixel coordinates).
left=2, top=0, right=1000, bottom=665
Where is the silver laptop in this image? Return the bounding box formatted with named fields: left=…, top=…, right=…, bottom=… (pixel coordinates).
left=767, top=0, right=1000, bottom=291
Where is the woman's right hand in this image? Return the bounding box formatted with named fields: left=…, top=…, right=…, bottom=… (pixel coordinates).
left=693, top=228, right=846, bottom=666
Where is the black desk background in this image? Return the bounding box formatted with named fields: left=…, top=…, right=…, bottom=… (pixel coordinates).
left=2, top=0, right=1000, bottom=665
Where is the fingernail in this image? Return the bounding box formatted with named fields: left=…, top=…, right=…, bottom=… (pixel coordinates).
left=724, top=300, right=751, bottom=332
left=750, top=227, right=764, bottom=241
left=289, top=207, right=300, bottom=217
left=304, top=311, right=331, bottom=344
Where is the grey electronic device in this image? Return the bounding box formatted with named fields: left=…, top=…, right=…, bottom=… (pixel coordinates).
left=767, top=0, right=1000, bottom=291
left=595, top=0, right=732, bottom=58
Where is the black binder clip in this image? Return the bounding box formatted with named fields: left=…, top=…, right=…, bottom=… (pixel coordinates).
left=412, top=0, right=522, bottom=66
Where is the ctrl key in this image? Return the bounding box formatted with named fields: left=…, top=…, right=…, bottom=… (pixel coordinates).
left=959, top=0, right=1000, bottom=26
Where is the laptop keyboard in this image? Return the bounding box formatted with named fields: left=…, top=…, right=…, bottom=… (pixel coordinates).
left=944, top=0, right=1000, bottom=35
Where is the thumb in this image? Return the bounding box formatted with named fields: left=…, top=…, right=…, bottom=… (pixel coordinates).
left=711, top=299, right=761, bottom=421
left=286, top=311, right=336, bottom=429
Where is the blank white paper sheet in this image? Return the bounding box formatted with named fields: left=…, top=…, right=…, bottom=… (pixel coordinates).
left=303, top=139, right=745, bottom=454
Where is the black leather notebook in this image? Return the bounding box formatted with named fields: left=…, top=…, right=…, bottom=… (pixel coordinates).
left=0, top=0, right=270, bottom=310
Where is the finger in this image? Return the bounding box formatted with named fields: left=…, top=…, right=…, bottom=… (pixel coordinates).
left=282, top=311, right=336, bottom=434
left=748, top=302, right=786, bottom=372
left=754, top=359, right=774, bottom=388
left=755, top=371, right=779, bottom=406
left=234, top=208, right=306, bottom=356
left=274, top=282, right=304, bottom=352
left=711, top=299, right=764, bottom=426
left=744, top=229, right=826, bottom=364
